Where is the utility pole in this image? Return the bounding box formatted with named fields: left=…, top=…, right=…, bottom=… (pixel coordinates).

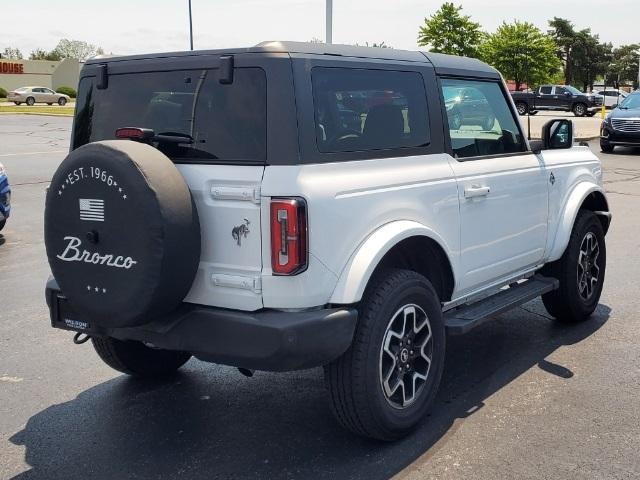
left=326, top=0, right=333, bottom=44
left=188, top=0, right=194, bottom=51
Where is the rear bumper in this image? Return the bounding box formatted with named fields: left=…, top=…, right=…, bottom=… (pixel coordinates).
left=45, top=277, right=357, bottom=372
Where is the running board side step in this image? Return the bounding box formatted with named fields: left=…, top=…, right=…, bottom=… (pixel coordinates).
left=444, top=275, right=559, bottom=335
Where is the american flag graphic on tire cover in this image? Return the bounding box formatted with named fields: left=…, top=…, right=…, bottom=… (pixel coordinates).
left=79, top=198, right=105, bottom=222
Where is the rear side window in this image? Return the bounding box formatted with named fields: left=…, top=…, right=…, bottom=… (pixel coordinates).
left=539, top=86, right=552, bottom=94
left=311, top=67, right=430, bottom=153
left=441, top=78, right=526, bottom=159
left=73, top=68, right=266, bottom=164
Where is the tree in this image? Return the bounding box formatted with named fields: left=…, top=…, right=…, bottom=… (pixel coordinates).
left=607, top=44, right=640, bottom=89
left=52, top=39, right=104, bottom=61
left=479, top=21, right=561, bottom=91
left=1, top=47, right=23, bottom=59
left=548, top=17, right=576, bottom=84
left=417, top=3, right=483, bottom=57
left=29, top=48, right=63, bottom=61
left=571, top=31, right=612, bottom=91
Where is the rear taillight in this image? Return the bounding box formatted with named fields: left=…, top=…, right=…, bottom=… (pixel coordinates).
left=270, top=198, right=307, bottom=275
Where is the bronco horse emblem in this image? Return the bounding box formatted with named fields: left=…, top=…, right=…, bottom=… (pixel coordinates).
left=232, top=219, right=251, bottom=246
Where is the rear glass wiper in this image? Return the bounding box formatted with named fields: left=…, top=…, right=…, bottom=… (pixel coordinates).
left=155, top=131, right=194, bottom=144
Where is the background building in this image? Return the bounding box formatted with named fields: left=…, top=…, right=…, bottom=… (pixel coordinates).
left=0, top=58, right=80, bottom=91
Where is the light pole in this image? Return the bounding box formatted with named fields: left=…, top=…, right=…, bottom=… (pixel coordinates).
left=188, top=0, right=194, bottom=51
left=326, top=0, right=333, bottom=44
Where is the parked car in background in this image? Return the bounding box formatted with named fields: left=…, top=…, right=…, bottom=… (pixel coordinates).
left=7, top=86, right=70, bottom=106
left=511, top=85, right=602, bottom=117
left=0, top=162, right=10, bottom=231
left=443, top=85, right=496, bottom=130
left=593, top=89, right=628, bottom=108
left=600, top=90, right=640, bottom=152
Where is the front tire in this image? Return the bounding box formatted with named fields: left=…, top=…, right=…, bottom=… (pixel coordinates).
left=573, top=103, right=587, bottom=117
left=92, top=337, right=191, bottom=377
left=324, top=269, right=445, bottom=441
left=541, top=210, right=606, bottom=323
left=58, top=97, right=67, bottom=106
left=600, top=140, right=614, bottom=153
left=515, top=102, right=528, bottom=116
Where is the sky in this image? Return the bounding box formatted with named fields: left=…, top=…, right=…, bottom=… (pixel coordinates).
left=1, top=0, right=638, bottom=57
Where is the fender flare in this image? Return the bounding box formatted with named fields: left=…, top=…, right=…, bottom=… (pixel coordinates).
left=548, top=182, right=609, bottom=262
left=329, top=220, right=455, bottom=304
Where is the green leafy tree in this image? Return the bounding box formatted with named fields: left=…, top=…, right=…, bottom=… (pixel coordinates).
left=479, top=21, right=561, bottom=91
left=607, top=44, right=640, bottom=89
left=1, top=47, right=23, bottom=59
left=53, top=39, right=104, bottom=61
left=417, top=3, right=483, bottom=57
left=548, top=17, right=576, bottom=84
left=571, top=31, right=612, bottom=91
left=29, top=48, right=63, bottom=61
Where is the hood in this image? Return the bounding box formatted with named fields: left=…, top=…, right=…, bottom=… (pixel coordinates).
left=610, top=107, right=640, bottom=119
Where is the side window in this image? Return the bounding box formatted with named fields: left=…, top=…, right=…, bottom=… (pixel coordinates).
left=539, top=86, right=552, bottom=95
left=555, top=87, right=567, bottom=95
left=440, top=78, right=526, bottom=159
left=311, top=67, right=430, bottom=153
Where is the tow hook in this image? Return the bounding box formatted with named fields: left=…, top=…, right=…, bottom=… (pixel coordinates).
left=238, top=367, right=254, bottom=377
left=73, top=332, right=91, bottom=344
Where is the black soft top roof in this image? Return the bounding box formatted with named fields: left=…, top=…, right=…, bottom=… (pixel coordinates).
left=86, top=41, right=500, bottom=79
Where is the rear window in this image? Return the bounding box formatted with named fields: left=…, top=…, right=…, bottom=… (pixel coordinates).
left=73, top=67, right=267, bottom=164
left=311, top=67, right=430, bottom=153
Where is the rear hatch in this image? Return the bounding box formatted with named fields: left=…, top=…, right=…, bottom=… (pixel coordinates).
left=71, top=55, right=269, bottom=310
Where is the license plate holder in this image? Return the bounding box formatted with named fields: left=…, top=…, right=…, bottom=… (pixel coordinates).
left=51, top=294, right=96, bottom=334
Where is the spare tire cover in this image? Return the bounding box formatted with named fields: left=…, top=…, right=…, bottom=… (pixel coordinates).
left=45, top=140, right=200, bottom=328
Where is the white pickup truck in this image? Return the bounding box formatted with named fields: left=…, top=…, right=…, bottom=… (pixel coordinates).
left=44, top=42, right=611, bottom=441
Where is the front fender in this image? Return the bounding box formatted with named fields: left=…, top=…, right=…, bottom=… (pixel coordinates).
left=548, top=182, right=609, bottom=262
left=329, top=220, right=454, bottom=304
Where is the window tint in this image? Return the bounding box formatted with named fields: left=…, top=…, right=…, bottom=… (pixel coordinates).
left=311, top=67, right=429, bottom=153
left=555, top=87, right=568, bottom=95
left=441, top=78, right=526, bottom=159
left=73, top=68, right=267, bottom=164
left=539, top=86, right=552, bottom=94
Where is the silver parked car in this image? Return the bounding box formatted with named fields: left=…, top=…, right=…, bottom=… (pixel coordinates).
left=7, top=86, right=70, bottom=106
left=593, top=89, right=628, bottom=108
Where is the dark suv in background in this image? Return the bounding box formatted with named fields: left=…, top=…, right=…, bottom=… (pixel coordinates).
left=601, top=90, right=640, bottom=152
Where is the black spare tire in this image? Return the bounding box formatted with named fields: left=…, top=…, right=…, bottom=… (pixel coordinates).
left=45, top=140, right=200, bottom=328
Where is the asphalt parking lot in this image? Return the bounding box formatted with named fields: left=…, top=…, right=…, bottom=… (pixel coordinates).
left=1, top=114, right=639, bottom=480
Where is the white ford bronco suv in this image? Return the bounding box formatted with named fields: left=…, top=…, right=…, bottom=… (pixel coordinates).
left=44, top=42, right=611, bottom=441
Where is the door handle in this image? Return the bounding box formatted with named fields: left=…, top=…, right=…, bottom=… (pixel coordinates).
left=464, top=185, right=491, bottom=199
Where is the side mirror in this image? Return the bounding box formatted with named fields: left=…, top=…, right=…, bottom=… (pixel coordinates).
left=564, top=91, right=572, bottom=96
left=531, top=119, right=574, bottom=153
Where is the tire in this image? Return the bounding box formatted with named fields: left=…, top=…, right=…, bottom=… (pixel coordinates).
left=58, top=97, right=67, bottom=106
left=600, top=140, right=614, bottom=153
left=92, top=336, right=191, bottom=377
left=0, top=219, right=5, bottom=231
left=13, top=102, right=20, bottom=105
left=44, top=141, right=201, bottom=328
left=572, top=103, right=587, bottom=117
left=515, top=102, right=528, bottom=115
left=541, top=210, right=606, bottom=323
left=47, top=103, right=53, bottom=106
left=26, top=97, right=35, bottom=106
left=324, top=269, right=446, bottom=441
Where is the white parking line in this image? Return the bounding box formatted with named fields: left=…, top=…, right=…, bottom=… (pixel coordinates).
left=0, top=150, right=67, bottom=157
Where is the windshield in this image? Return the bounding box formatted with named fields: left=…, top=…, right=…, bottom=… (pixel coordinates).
left=619, top=92, right=640, bottom=109
left=564, top=85, right=583, bottom=95
left=73, top=67, right=267, bottom=164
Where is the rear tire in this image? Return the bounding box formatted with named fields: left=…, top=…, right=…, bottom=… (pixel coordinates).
left=47, top=103, right=53, bottom=106
left=92, top=336, right=191, bottom=377
left=541, top=210, right=606, bottom=323
left=324, top=269, right=445, bottom=441
left=13, top=102, right=21, bottom=105
left=26, top=97, right=35, bottom=106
